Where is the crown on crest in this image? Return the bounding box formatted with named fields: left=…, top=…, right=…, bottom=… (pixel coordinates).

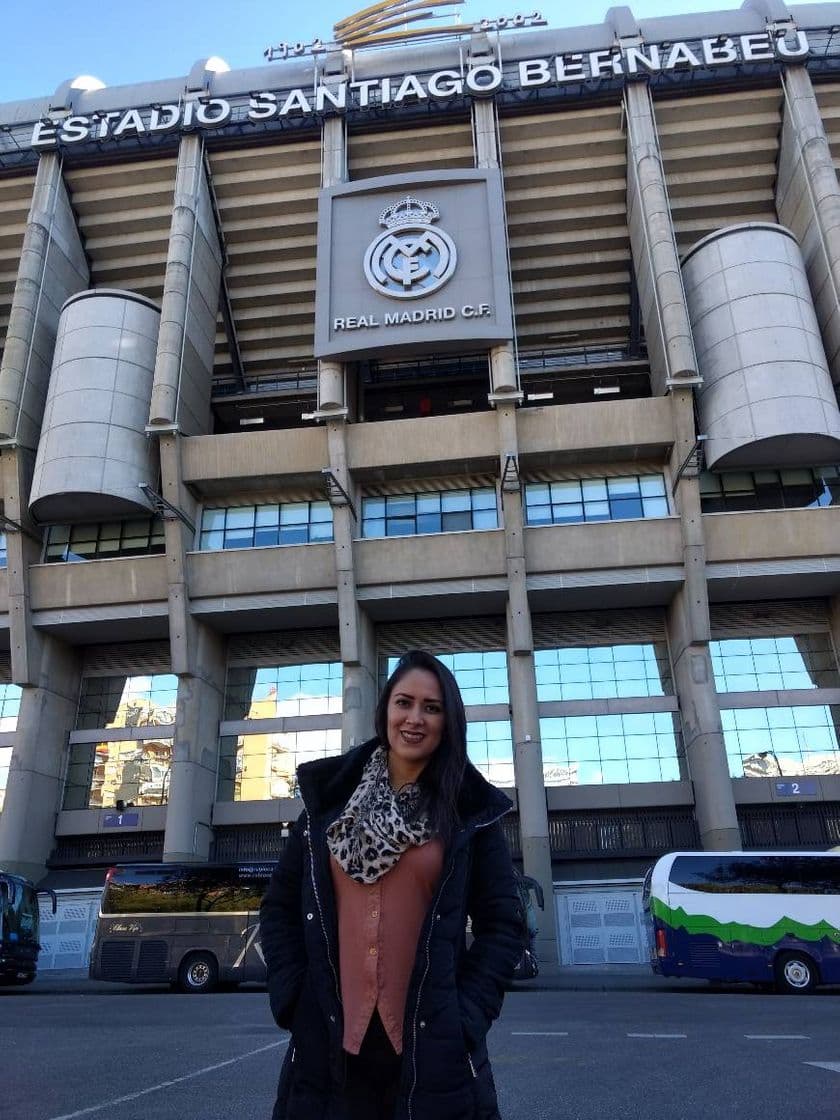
left=379, top=196, right=440, bottom=229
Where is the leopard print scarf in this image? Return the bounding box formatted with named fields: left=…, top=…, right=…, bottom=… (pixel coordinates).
left=326, top=746, right=433, bottom=884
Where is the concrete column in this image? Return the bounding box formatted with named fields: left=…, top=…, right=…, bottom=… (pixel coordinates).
left=0, top=152, right=88, bottom=449
left=326, top=420, right=375, bottom=751
left=667, top=388, right=740, bottom=850
left=164, top=622, right=226, bottom=862
left=496, top=402, right=558, bottom=964
left=317, top=111, right=373, bottom=748
left=624, top=82, right=700, bottom=396
left=473, top=93, right=554, bottom=953
left=318, top=116, right=349, bottom=418
left=828, top=597, right=840, bottom=670
left=0, top=636, right=81, bottom=881
left=149, top=133, right=222, bottom=434
left=473, top=98, right=498, bottom=171
left=154, top=431, right=226, bottom=862
left=777, top=65, right=840, bottom=390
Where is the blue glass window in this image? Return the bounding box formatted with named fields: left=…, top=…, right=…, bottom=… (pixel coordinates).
left=540, top=712, right=683, bottom=785
left=45, top=520, right=165, bottom=562
left=711, top=635, right=839, bottom=693
left=524, top=475, right=668, bottom=526
left=362, top=488, right=498, bottom=538
left=199, top=502, right=333, bottom=550
left=535, top=643, right=672, bottom=701
left=700, top=466, right=840, bottom=513
left=721, top=705, right=840, bottom=778
left=77, top=674, right=178, bottom=731
left=224, top=662, right=343, bottom=720
left=63, top=737, right=174, bottom=809
left=0, top=683, right=22, bottom=732
left=466, top=721, right=513, bottom=786
left=217, top=728, right=342, bottom=801
left=386, top=650, right=508, bottom=706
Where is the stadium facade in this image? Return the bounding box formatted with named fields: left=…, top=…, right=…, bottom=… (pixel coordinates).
left=1, top=0, right=840, bottom=967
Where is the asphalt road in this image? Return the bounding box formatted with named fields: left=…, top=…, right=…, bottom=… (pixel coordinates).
left=2, top=985, right=838, bottom=1120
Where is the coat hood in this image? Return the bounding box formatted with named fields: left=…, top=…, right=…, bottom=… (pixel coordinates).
left=296, top=737, right=512, bottom=830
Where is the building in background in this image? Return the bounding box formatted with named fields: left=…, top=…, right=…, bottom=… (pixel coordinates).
left=0, top=0, right=840, bottom=969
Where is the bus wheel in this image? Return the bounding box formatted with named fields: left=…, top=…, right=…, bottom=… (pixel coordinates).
left=178, top=952, right=218, bottom=994
left=774, top=952, right=817, bottom=994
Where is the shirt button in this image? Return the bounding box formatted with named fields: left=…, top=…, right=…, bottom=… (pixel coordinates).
left=369, top=946, right=377, bottom=956
left=370, top=910, right=378, bottom=918
left=419, top=1021, right=426, bottom=1029
left=306, top=912, right=314, bottom=921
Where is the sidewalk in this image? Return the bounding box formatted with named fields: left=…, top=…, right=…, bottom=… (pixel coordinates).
left=24, top=965, right=708, bottom=995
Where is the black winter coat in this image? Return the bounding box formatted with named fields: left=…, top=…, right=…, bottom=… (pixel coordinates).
left=259, top=738, right=522, bottom=1120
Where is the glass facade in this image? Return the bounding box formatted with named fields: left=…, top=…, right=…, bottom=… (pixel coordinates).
left=524, top=475, right=668, bottom=526
left=386, top=651, right=508, bottom=706
left=0, top=683, right=22, bottom=733
left=466, top=720, right=514, bottom=785
left=700, top=466, right=840, bottom=513
left=722, top=705, right=840, bottom=778
left=45, top=519, right=165, bottom=562
left=199, top=501, right=333, bottom=550
left=0, top=747, right=10, bottom=812
left=361, top=488, right=498, bottom=538
left=224, top=662, right=342, bottom=720
left=711, top=635, right=839, bottom=692
left=63, top=738, right=174, bottom=809
left=217, top=728, right=342, bottom=801
left=76, top=674, right=179, bottom=731
left=0, top=533, right=6, bottom=569
left=535, top=643, right=672, bottom=701
left=540, top=712, right=683, bottom=785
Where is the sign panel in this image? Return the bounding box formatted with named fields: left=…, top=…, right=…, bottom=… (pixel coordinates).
left=102, top=811, right=141, bottom=828
left=315, top=169, right=513, bottom=359
left=774, top=779, right=819, bottom=797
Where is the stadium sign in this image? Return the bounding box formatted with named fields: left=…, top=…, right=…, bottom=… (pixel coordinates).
left=30, top=29, right=811, bottom=150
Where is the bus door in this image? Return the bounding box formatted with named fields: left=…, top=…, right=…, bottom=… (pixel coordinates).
left=202, top=865, right=268, bottom=982
left=667, top=855, right=736, bottom=979
left=234, top=866, right=270, bottom=982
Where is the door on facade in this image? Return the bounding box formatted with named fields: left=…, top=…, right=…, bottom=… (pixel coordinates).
left=554, top=884, right=647, bottom=966
left=38, top=890, right=103, bottom=970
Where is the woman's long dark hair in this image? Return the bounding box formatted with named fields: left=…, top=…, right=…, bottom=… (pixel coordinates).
left=374, top=650, right=467, bottom=843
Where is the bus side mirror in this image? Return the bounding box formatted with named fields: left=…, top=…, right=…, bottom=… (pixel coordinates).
left=37, top=889, right=57, bottom=916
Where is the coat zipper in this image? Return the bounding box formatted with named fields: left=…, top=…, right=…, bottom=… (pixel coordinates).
left=304, top=809, right=342, bottom=1009
left=406, top=808, right=508, bottom=1120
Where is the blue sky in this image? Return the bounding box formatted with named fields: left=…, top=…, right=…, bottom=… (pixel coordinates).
left=1, top=0, right=731, bottom=103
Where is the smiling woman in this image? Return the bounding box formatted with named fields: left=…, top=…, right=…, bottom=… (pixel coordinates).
left=259, top=649, right=522, bottom=1120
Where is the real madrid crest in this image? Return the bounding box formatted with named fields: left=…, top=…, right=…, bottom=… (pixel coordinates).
left=363, top=196, right=457, bottom=300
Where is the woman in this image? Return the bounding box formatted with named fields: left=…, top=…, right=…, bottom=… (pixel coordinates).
left=259, top=649, right=522, bottom=1120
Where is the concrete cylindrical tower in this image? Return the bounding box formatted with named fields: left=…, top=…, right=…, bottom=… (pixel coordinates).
left=30, top=290, right=161, bottom=522
left=681, top=222, right=840, bottom=470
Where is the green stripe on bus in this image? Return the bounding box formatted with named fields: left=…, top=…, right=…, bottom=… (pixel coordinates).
left=650, top=895, right=840, bottom=946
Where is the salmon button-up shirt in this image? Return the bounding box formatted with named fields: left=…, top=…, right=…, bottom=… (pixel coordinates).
left=329, top=838, right=444, bottom=1056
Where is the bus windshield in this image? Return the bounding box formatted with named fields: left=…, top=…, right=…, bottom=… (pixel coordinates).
left=0, top=877, right=39, bottom=945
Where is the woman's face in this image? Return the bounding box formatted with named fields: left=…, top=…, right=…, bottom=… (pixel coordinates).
left=386, top=667, right=445, bottom=781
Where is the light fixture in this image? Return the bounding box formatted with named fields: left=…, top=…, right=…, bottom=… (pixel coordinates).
left=593, top=385, right=620, bottom=396
left=526, top=391, right=554, bottom=401
left=239, top=416, right=265, bottom=426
